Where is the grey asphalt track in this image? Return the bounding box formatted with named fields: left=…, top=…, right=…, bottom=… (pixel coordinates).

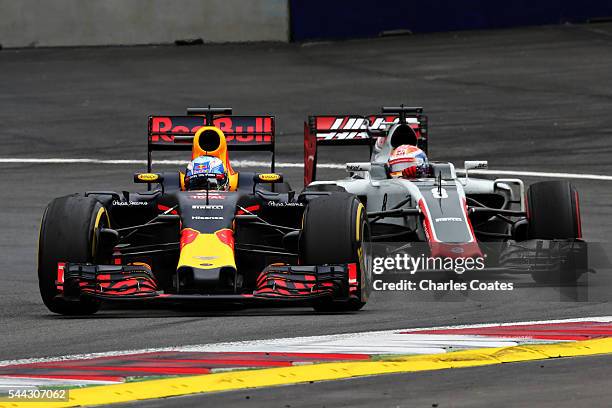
left=1, top=22, right=612, bottom=406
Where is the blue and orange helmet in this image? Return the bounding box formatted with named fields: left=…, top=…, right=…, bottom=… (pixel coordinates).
left=185, top=156, right=229, bottom=191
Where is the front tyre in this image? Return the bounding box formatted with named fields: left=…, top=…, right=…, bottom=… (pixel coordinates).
left=38, top=195, right=109, bottom=315
left=527, top=181, right=582, bottom=284
left=301, top=193, right=371, bottom=312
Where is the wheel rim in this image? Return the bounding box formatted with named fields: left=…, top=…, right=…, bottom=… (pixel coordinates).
left=91, top=207, right=110, bottom=260
left=357, top=207, right=372, bottom=301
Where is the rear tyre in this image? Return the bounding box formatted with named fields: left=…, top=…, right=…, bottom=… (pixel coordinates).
left=526, top=181, right=582, bottom=283
left=38, top=195, right=109, bottom=315
left=301, top=193, right=371, bottom=312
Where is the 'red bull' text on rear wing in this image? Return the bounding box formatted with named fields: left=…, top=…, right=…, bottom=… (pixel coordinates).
left=147, top=107, right=275, bottom=172
left=303, top=106, right=428, bottom=186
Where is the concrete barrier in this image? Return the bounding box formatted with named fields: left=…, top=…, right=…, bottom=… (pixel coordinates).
left=0, top=0, right=289, bottom=47
left=290, top=0, right=612, bottom=41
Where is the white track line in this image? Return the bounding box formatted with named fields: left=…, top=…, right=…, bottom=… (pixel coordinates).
left=467, top=169, right=612, bottom=181
left=0, top=158, right=320, bottom=168
left=0, top=377, right=119, bottom=387
left=1, top=157, right=611, bottom=180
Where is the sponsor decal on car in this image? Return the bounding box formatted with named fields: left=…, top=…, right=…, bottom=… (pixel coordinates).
left=257, top=173, right=282, bottom=182
left=314, top=116, right=420, bottom=141
left=136, top=173, right=159, bottom=182
left=267, top=202, right=305, bottom=207
left=434, top=217, right=463, bottom=222
left=112, top=200, right=148, bottom=206
left=192, top=216, right=223, bottom=220
left=189, top=194, right=227, bottom=200
left=149, top=116, right=273, bottom=144
left=192, top=205, right=224, bottom=210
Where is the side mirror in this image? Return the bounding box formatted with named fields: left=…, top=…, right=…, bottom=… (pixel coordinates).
left=464, top=161, right=488, bottom=171
left=253, top=173, right=283, bottom=184
left=134, top=173, right=164, bottom=183
left=463, top=161, right=488, bottom=183
left=346, top=162, right=372, bottom=173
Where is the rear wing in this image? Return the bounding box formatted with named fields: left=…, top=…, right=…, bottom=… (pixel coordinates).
left=304, top=106, right=428, bottom=186
left=147, top=107, right=275, bottom=172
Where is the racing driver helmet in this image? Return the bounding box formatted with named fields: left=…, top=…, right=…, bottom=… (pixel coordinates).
left=388, top=145, right=428, bottom=178
left=185, top=156, right=229, bottom=191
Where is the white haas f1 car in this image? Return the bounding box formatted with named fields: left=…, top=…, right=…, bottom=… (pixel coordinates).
left=304, top=106, right=587, bottom=283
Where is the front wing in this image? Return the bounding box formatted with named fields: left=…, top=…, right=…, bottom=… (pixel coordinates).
left=57, top=263, right=358, bottom=304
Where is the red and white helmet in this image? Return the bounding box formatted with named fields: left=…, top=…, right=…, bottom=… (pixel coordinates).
left=388, top=145, right=428, bottom=178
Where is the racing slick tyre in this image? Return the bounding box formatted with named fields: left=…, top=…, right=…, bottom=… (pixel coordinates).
left=38, top=194, right=110, bottom=315
left=301, top=193, right=371, bottom=312
left=526, top=181, right=582, bottom=284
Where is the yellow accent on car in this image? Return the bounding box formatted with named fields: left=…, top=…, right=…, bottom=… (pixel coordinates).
left=136, top=173, right=159, bottom=182
left=179, top=171, right=186, bottom=190
left=258, top=173, right=282, bottom=182
left=177, top=231, right=236, bottom=271
left=356, top=203, right=364, bottom=242
left=129, top=261, right=152, bottom=269
left=91, top=207, right=110, bottom=259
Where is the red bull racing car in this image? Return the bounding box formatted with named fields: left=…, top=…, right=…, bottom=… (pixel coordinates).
left=38, top=107, right=372, bottom=315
